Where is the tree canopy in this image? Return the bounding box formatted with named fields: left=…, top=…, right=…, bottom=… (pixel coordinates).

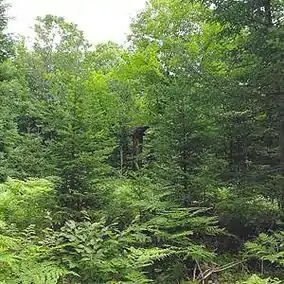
left=0, top=0, right=284, bottom=283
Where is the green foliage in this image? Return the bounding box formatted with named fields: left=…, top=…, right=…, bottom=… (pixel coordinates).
left=238, top=274, right=282, bottom=284
left=0, top=0, right=284, bottom=282
left=0, top=0, right=13, bottom=62
left=40, top=205, right=220, bottom=283
left=45, top=219, right=152, bottom=283
left=0, top=178, right=56, bottom=229
left=0, top=226, right=70, bottom=283
left=216, top=191, right=280, bottom=239
left=245, top=232, right=284, bottom=265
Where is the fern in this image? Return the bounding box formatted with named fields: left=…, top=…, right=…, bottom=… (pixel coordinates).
left=238, top=274, right=282, bottom=284
left=245, top=231, right=284, bottom=265
left=0, top=178, right=56, bottom=230
left=128, top=247, right=176, bottom=267
left=0, top=234, right=21, bottom=276
left=0, top=234, right=19, bottom=251
left=0, top=229, right=71, bottom=284
left=16, top=261, right=70, bottom=284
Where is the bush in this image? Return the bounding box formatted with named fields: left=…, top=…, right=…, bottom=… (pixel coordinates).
left=0, top=178, right=56, bottom=229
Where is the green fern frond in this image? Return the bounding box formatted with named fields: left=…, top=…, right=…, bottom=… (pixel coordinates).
left=245, top=231, right=284, bottom=265
left=17, top=261, right=70, bottom=284
left=238, top=274, right=282, bottom=284
left=0, top=234, right=19, bottom=251
left=129, top=247, right=177, bottom=267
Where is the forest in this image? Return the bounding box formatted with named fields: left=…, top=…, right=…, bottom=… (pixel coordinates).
left=0, top=0, right=284, bottom=283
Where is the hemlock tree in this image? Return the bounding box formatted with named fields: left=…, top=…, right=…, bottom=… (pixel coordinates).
left=12, top=16, right=119, bottom=219
left=31, top=16, right=117, bottom=219
left=129, top=0, right=232, bottom=205
left=203, top=0, right=284, bottom=206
